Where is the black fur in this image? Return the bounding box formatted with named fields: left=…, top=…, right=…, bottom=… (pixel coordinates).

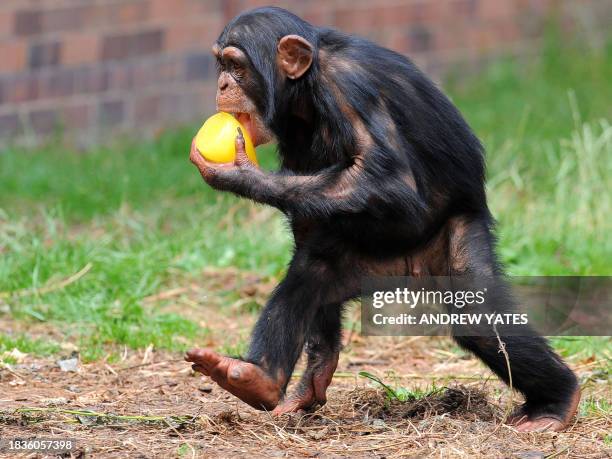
left=211, top=7, right=578, bottom=416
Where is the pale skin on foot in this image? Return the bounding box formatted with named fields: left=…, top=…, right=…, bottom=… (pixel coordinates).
left=185, top=348, right=282, bottom=411
left=185, top=346, right=338, bottom=415
left=507, top=388, right=581, bottom=432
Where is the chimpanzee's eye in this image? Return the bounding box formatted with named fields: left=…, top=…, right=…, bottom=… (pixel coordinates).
left=233, top=65, right=245, bottom=80
left=227, top=60, right=245, bottom=80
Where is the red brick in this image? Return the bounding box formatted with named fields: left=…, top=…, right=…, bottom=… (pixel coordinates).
left=221, top=0, right=242, bottom=22
left=301, top=6, right=334, bottom=26
left=149, top=58, right=181, bottom=84
left=39, top=69, right=75, bottom=99
left=107, top=65, right=132, bottom=91
left=29, top=107, right=60, bottom=135
left=61, top=33, right=99, bottom=66
left=150, top=0, right=189, bottom=20
left=42, top=6, right=85, bottom=34
left=129, top=58, right=179, bottom=88
left=368, top=0, right=442, bottom=26
left=151, top=0, right=215, bottom=18
left=467, top=24, right=497, bottom=51
left=134, top=94, right=161, bottom=123
left=14, top=3, right=151, bottom=37
left=496, top=20, right=521, bottom=44
left=108, top=57, right=182, bottom=91
left=109, top=0, right=151, bottom=25
left=4, top=75, right=39, bottom=103
left=479, top=1, right=516, bottom=21
left=73, top=66, right=110, bottom=93
left=185, top=52, right=214, bottom=80
left=427, top=1, right=456, bottom=24
left=452, top=0, right=479, bottom=19
left=29, top=41, right=62, bottom=69
left=436, top=22, right=472, bottom=51
left=14, top=10, right=42, bottom=36
left=515, top=0, right=554, bottom=16
left=380, top=4, right=417, bottom=27
left=517, top=11, right=546, bottom=39
left=0, top=113, right=22, bottom=137
left=159, top=91, right=191, bottom=119
left=243, top=0, right=293, bottom=10
left=386, top=28, right=408, bottom=52
left=333, top=7, right=373, bottom=31
left=99, top=99, right=125, bottom=126
left=166, top=20, right=221, bottom=51
left=61, top=103, right=92, bottom=130
left=465, top=25, right=490, bottom=51
left=406, top=25, right=435, bottom=53
left=0, top=41, right=28, bottom=72
left=184, top=0, right=223, bottom=16
left=0, top=11, right=12, bottom=38
left=101, top=29, right=164, bottom=61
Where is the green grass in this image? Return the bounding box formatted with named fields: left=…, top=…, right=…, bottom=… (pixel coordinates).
left=0, top=335, right=60, bottom=364
left=579, top=395, right=611, bottom=417
left=0, top=132, right=288, bottom=358
left=359, top=371, right=441, bottom=402
left=450, top=34, right=612, bottom=275
left=0, top=35, right=610, bottom=360
left=550, top=336, right=612, bottom=360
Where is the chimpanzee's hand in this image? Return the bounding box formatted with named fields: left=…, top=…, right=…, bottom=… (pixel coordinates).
left=189, top=127, right=259, bottom=191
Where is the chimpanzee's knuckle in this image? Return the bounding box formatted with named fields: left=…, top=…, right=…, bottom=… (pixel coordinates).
left=228, top=368, right=243, bottom=383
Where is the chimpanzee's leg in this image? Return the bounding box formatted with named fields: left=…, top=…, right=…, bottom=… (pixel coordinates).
left=186, top=251, right=354, bottom=411
left=449, top=216, right=580, bottom=432
left=273, top=303, right=343, bottom=414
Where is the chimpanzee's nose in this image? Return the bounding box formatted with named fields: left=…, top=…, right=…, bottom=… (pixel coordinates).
left=218, top=76, right=229, bottom=92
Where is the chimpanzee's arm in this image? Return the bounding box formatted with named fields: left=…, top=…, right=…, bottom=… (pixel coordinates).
left=215, top=162, right=428, bottom=220
left=191, top=136, right=428, bottom=221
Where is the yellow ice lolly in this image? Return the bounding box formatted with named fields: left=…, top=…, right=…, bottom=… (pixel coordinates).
left=194, top=112, right=258, bottom=164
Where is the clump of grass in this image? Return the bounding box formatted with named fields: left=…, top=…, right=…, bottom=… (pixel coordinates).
left=580, top=396, right=611, bottom=417
left=489, top=111, right=611, bottom=275
left=550, top=336, right=611, bottom=360
left=357, top=372, right=495, bottom=423
left=450, top=37, right=612, bottom=275
left=0, top=335, right=60, bottom=363
left=359, top=371, right=440, bottom=402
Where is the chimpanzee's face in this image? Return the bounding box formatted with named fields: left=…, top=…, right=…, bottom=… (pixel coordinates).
left=212, top=43, right=273, bottom=147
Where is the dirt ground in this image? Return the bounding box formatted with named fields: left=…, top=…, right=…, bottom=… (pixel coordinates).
left=1, top=272, right=610, bottom=458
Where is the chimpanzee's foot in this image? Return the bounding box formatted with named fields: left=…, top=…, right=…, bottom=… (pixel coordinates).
left=185, top=348, right=282, bottom=411
left=507, top=388, right=581, bottom=432
left=272, top=386, right=317, bottom=415
left=272, top=353, right=338, bottom=415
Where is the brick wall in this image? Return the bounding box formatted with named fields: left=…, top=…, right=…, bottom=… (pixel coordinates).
left=0, top=0, right=609, bottom=145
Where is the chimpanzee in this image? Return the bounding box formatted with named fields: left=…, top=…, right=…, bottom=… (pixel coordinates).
left=185, top=7, right=580, bottom=431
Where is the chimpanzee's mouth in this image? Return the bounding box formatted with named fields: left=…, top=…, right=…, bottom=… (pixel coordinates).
left=232, top=112, right=258, bottom=145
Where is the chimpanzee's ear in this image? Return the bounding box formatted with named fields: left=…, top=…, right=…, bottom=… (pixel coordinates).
left=277, top=35, right=313, bottom=79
